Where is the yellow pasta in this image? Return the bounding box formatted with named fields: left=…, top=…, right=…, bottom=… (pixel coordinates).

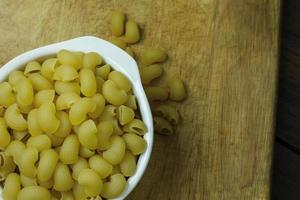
left=57, top=49, right=81, bottom=70
left=26, top=134, right=51, bottom=152
left=140, top=64, right=163, bottom=85
left=98, top=105, right=117, bottom=121
left=101, top=173, right=126, bottom=199
left=46, top=133, right=64, bottom=147
left=124, top=20, right=140, bottom=44
left=117, top=105, right=135, bottom=125
left=97, top=121, right=114, bottom=151
left=24, top=61, right=41, bottom=75
left=50, top=190, right=61, bottom=200
left=88, top=93, right=105, bottom=118
left=141, top=48, right=168, bottom=66
left=59, top=134, right=80, bottom=164
left=78, top=119, right=98, bottom=149
left=4, top=104, right=27, bottom=131
left=28, top=73, right=53, bottom=91
left=5, top=140, right=25, bottom=165
left=112, top=119, right=123, bottom=135
left=8, top=71, right=26, bottom=87
left=55, top=92, right=80, bottom=111
left=54, top=146, right=61, bottom=154
left=2, top=173, right=21, bottom=200
left=96, top=75, right=105, bottom=93
left=0, top=82, right=16, bottom=107
left=145, top=86, right=168, bottom=101
left=17, top=186, right=51, bottom=200
left=0, top=47, right=151, bottom=200
left=54, top=81, right=80, bottom=95
left=60, top=191, right=74, bottom=200
left=102, top=80, right=128, bottom=106
left=26, top=135, right=51, bottom=152
left=108, top=71, right=132, bottom=92
left=41, top=58, right=59, bottom=81
left=53, top=64, right=79, bottom=81
left=53, top=162, right=74, bottom=192
left=167, top=76, right=187, bottom=101
left=38, top=178, right=54, bottom=189
left=72, top=182, right=88, bottom=200
left=120, top=151, right=137, bottom=177
left=124, top=94, right=137, bottom=110
left=53, top=111, right=72, bottom=138
left=19, top=104, right=33, bottom=114
left=153, top=116, right=173, bottom=135
left=20, top=173, right=37, bottom=187
left=79, top=146, right=95, bottom=158
left=0, top=118, right=11, bottom=148
left=111, top=165, right=121, bottom=175
left=37, top=102, right=60, bottom=134
left=154, top=104, right=180, bottom=124
left=0, top=105, right=4, bottom=116
left=19, top=147, right=39, bottom=178
left=108, top=37, right=127, bottom=50
left=0, top=152, right=16, bottom=179
left=72, top=125, right=80, bottom=135
left=80, top=68, right=97, bottom=97
left=103, top=136, right=125, bottom=165
left=69, top=97, right=96, bottom=125
left=14, top=77, right=34, bottom=106
left=89, top=155, right=113, bottom=178
left=88, top=196, right=103, bottom=200
left=78, top=168, right=103, bottom=196
left=27, top=109, right=42, bottom=136
left=123, top=133, right=147, bottom=155
left=11, top=130, right=29, bottom=141
left=125, top=46, right=135, bottom=58
left=37, top=149, right=58, bottom=182
left=33, top=89, right=55, bottom=108
left=83, top=52, right=102, bottom=70
left=123, top=119, right=147, bottom=135
left=95, top=64, right=111, bottom=80
left=71, top=157, right=89, bottom=180
left=74, top=51, right=84, bottom=63
left=110, top=11, right=125, bottom=36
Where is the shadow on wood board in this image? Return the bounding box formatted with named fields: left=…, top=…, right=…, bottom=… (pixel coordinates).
left=272, top=0, right=300, bottom=199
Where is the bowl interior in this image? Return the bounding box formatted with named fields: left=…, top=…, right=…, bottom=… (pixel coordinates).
left=0, top=36, right=153, bottom=200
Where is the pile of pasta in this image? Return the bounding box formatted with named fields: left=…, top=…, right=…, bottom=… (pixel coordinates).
left=109, top=11, right=187, bottom=135
left=0, top=50, right=148, bottom=200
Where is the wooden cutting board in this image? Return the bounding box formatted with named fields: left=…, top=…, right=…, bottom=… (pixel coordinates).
left=0, top=0, right=281, bottom=199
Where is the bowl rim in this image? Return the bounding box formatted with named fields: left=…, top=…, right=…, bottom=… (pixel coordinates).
left=0, top=36, right=153, bottom=200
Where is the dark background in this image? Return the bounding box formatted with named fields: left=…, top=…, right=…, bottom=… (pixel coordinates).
left=272, top=0, right=300, bottom=199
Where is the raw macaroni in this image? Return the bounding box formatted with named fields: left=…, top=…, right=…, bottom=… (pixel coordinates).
left=0, top=50, right=148, bottom=200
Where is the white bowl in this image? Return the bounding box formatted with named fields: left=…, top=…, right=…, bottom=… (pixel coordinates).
left=0, top=36, right=153, bottom=200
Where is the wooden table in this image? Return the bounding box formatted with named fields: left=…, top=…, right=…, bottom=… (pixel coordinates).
left=0, top=0, right=281, bottom=199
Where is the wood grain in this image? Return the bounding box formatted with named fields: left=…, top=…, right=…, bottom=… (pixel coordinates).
left=0, top=0, right=281, bottom=199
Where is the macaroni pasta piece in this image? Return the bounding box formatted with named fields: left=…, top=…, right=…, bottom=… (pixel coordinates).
left=37, top=102, right=60, bottom=134
left=78, top=168, right=103, bottom=197
left=17, top=186, right=51, bottom=200
left=37, top=149, right=58, bottom=182
left=24, top=61, right=41, bottom=75
left=0, top=118, right=11, bottom=148
left=0, top=82, right=15, bottom=107
left=100, top=173, right=126, bottom=199
left=78, top=120, right=98, bottom=150
left=4, top=104, right=27, bottom=131
left=110, top=11, right=125, bottom=36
